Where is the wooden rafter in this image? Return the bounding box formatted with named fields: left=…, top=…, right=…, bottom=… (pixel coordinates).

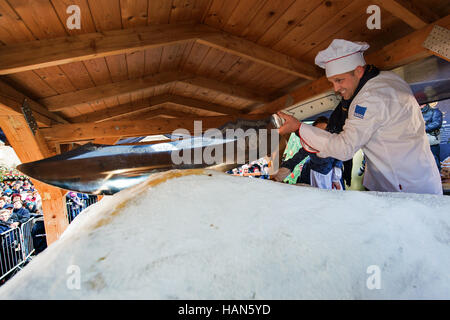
left=0, top=80, right=68, bottom=126
left=40, top=71, right=190, bottom=112
left=251, top=14, right=450, bottom=115
left=71, top=94, right=244, bottom=123
left=375, top=0, right=440, bottom=30
left=160, top=95, right=244, bottom=115
left=121, top=107, right=199, bottom=120
left=40, top=72, right=269, bottom=112
left=40, top=114, right=271, bottom=143
left=0, top=23, right=319, bottom=80
left=180, top=76, right=271, bottom=103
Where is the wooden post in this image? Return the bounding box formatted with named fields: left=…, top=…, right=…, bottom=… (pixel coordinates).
left=0, top=115, right=69, bottom=245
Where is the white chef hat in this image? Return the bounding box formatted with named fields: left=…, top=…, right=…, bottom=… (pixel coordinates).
left=315, top=39, right=370, bottom=77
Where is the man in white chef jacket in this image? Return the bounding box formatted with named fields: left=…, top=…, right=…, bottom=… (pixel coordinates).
left=278, top=39, right=442, bottom=195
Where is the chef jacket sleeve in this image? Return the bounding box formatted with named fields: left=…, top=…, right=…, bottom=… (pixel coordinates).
left=298, top=92, right=385, bottom=161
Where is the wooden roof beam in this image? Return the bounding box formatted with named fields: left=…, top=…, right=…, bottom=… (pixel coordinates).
left=40, top=72, right=270, bottom=112
left=40, top=114, right=271, bottom=143
left=375, top=0, right=440, bottom=30
left=118, top=107, right=199, bottom=121
left=41, top=71, right=190, bottom=112
left=0, top=24, right=319, bottom=80
left=250, top=14, right=450, bottom=115
left=0, top=24, right=210, bottom=75
left=0, top=80, right=68, bottom=126
left=71, top=94, right=244, bottom=123
left=196, top=28, right=321, bottom=80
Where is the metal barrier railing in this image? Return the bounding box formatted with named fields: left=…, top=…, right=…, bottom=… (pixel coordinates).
left=66, top=194, right=98, bottom=224
left=20, top=218, right=35, bottom=261
left=0, top=217, right=36, bottom=282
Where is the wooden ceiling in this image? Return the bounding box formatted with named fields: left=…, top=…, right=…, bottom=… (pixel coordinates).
left=0, top=0, right=449, bottom=146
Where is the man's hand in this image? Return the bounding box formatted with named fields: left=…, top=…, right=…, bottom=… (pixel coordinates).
left=277, top=112, right=301, bottom=136
left=271, top=167, right=291, bottom=182
left=332, top=181, right=341, bottom=190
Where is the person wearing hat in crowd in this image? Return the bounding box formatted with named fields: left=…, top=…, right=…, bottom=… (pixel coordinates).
left=277, top=39, right=442, bottom=195
left=11, top=200, right=31, bottom=224
left=11, top=193, right=22, bottom=204
left=25, top=201, right=38, bottom=214
left=3, top=188, right=13, bottom=197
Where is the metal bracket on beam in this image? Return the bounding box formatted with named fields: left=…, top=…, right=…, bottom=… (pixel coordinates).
left=21, top=98, right=38, bottom=136
left=423, top=25, right=450, bottom=61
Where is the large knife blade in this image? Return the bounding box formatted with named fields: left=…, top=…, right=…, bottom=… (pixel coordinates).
left=17, top=115, right=282, bottom=195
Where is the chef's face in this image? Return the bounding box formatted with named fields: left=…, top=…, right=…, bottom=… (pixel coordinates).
left=328, top=66, right=365, bottom=100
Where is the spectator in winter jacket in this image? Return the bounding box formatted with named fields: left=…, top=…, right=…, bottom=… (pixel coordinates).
left=25, top=201, right=39, bottom=214
left=0, top=208, right=19, bottom=230
left=272, top=117, right=344, bottom=190
left=11, top=200, right=31, bottom=224
left=421, top=103, right=443, bottom=172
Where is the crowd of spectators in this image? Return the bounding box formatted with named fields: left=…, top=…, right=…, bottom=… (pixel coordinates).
left=227, top=158, right=270, bottom=179
left=0, top=178, right=46, bottom=255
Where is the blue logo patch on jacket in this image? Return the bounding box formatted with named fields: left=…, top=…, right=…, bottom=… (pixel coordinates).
left=354, top=105, right=367, bottom=119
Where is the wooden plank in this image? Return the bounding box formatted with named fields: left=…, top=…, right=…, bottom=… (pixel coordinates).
left=158, top=43, right=186, bottom=72
left=71, top=100, right=153, bottom=123
left=34, top=66, right=77, bottom=94
left=0, top=0, right=36, bottom=44
left=41, top=71, right=190, bottom=111
left=366, top=14, right=450, bottom=69
left=50, top=0, right=97, bottom=35
left=126, top=50, right=146, bottom=79
left=291, top=0, right=369, bottom=59
left=195, top=47, right=226, bottom=76
left=167, top=94, right=244, bottom=115
left=59, top=61, right=96, bottom=89
left=4, top=71, right=58, bottom=99
left=0, top=24, right=215, bottom=75
left=121, top=107, right=201, bottom=121
left=300, top=8, right=410, bottom=64
left=170, top=0, right=196, bottom=23
left=87, top=0, right=122, bottom=31
left=83, top=57, right=113, bottom=86
left=71, top=93, right=243, bottom=122
left=374, top=0, right=436, bottom=30
left=272, top=0, right=353, bottom=55
left=191, top=0, right=211, bottom=23
left=105, top=54, right=128, bottom=82
left=0, top=100, right=51, bottom=127
left=241, top=0, right=296, bottom=42
left=147, top=0, right=173, bottom=24
left=7, top=0, right=67, bottom=39
left=197, top=29, right=321, bottom=79
left=256, top=0, right=322, bottom=47
left=208, top=51, right=240, bottom=81
left=250, top=14, right=450, bottom=115
left=144, top=46, right=164, bottom=75
left=181, top=41, right=211, bottom=73
left=221, top=0, right=266, bottom=36
left=181, top=76, right=272, bottom=103
left=93, top=137, right=121, bottom=145
left=203, top=0, right=240, bottom=29
left=120, top=0, right=148, bottom=28
left=0, top=114, right=69, bottom=245
left=41, top=114, right=272, bottom=142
